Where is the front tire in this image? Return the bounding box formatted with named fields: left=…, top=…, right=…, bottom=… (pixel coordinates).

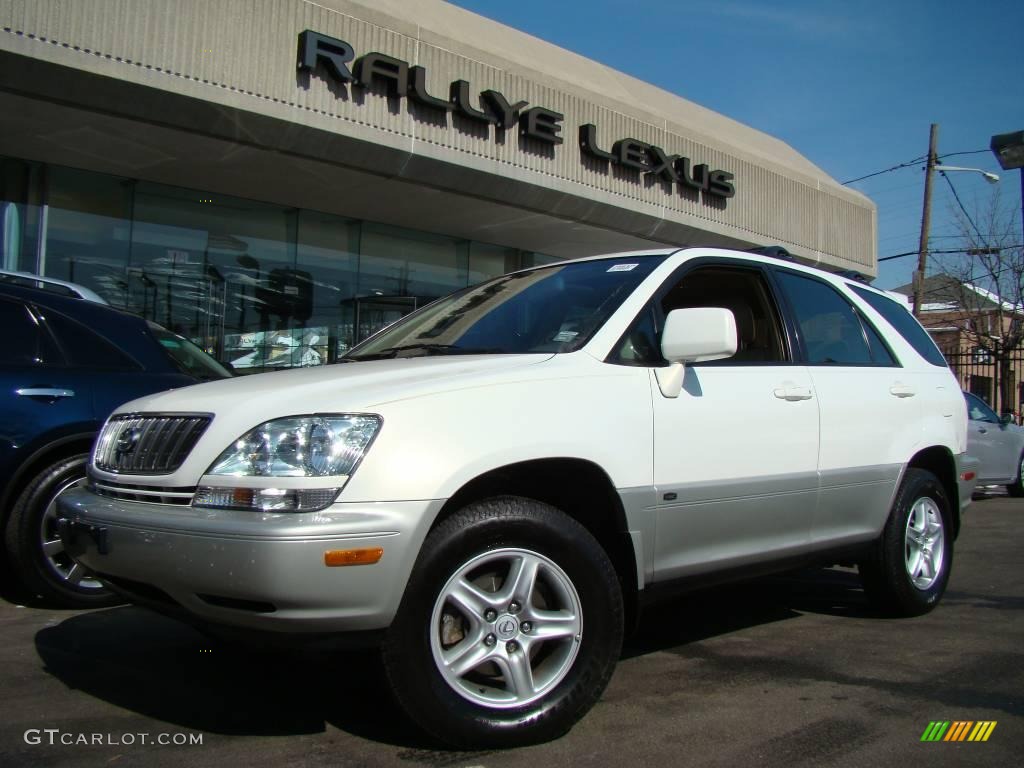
left=382, top=496, right=623, bottom=748
left=860, top=468, right=952, bottom=617
left=4, top=454, right=120, bottom=608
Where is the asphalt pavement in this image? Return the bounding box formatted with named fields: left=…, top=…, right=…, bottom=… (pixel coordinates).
left=1, top=494, right=1020, bottom=767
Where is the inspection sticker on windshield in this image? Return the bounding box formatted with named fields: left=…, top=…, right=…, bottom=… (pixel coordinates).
left=607, top=263, right=638, bottom=272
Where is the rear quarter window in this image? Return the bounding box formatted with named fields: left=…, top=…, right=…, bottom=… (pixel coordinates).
left=0, top=297, right=62, bottom=366
left=774, top=271, right=880, bottom=366
left=41, top=310, right=141, bottom=370
left=851, top=286, right=948, bottom=367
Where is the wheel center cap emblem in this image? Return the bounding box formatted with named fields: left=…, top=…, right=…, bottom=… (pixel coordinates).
left=495, top=615, right=519, bottom=640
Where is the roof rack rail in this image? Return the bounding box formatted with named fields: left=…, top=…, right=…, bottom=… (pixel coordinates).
left=835, top=269, right=872, bottom=284
left=0, top=269, right=108, bottom=304
left=746, top=246, right=795, bottom=261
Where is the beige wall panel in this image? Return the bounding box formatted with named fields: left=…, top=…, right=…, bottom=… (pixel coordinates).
left=0, top=0, right=877, bottom=273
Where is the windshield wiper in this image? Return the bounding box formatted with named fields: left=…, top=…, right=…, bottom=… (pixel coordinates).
left=348, top=344, right=506, bottom=360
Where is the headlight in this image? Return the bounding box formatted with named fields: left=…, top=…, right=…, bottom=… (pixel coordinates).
left=193, top=415, right=381, bottom=513
left=206, top=415, right=381, bottom=477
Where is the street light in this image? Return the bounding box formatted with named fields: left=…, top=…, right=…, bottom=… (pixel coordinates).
left=990, top=131, right=1024, bottom=245
left=933, top=165, right=1000, bottom=184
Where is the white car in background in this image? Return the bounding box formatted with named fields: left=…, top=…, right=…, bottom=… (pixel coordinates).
left=964, top=391, right=1024, bottom=495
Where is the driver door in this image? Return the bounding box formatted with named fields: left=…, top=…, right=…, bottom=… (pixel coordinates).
left=645, top=262, right=819, bottom=581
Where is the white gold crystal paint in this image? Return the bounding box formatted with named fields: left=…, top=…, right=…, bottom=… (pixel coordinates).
left=60, top=247, right=972, bottom=635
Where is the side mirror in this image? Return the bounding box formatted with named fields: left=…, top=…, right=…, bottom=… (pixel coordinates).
left=661, top=307, right=738, bottom=363
left=655, top=307, right=738, bottom=398
left=1000, top=413, right=1014, bottom=426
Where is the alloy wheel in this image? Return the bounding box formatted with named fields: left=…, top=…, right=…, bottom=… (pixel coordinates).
left=38, top=476, right=104, bottom=590
left=904, top=496, right=945, bottom=590
left=430, top=547, right=583, bottom=709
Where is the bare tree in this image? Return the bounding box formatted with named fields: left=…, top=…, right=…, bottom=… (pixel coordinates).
left=930, top=187, right=1024, bottom=414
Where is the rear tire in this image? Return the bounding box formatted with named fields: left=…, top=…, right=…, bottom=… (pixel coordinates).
left=860, top=468, right=952, bottom=617
left=4, top=454, right=120, bottom=608
left=382, top=496, right=623, bottom=748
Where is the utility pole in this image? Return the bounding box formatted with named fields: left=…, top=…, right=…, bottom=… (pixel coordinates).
left=913, top=123, right=939, bottom=318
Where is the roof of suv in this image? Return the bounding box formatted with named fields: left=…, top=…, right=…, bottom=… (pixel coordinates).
left=528, top=246, right=870, bottom=287
left=0, top=269, right=108, bottom=303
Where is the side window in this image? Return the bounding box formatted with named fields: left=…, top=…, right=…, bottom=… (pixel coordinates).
left=775, top=271, right=886, bottom=366
left=611, top=305, right=661, bottom=366
left=965, top=392, right=999, bottom=423
left=0, top=298, right=62, bottom=367
left=610, top=265, right=788, bottom=365
left=39, top=310, right=140, bottom=370
left=851, top=285, right=948, bottom=367
left=861, top=314, right=897, bottom=366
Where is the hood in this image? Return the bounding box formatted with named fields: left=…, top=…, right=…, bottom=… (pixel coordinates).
left=113, top=354, right=555, bottom=419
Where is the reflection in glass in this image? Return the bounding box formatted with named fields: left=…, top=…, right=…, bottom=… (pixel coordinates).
left=0, top=157, right=45, bottom=273
left=1, top=156, right=555, bottom=372
left=347, top=256, right=666, bottom=359
left=297, top=209, right=359, bottom=361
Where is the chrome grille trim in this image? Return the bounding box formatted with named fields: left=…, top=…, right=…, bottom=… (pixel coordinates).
left=93, top=413, right=212, bottom=475
left=89, top=480, right=196, bottom=506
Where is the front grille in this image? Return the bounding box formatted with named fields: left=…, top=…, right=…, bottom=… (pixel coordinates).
left=89, top=478, right=196, bottom=506
left=93, top=413, right=211, bottom=475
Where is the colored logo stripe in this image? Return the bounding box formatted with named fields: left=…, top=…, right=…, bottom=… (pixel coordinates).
left=921, top=720, right=997, bottom=742
left=968, top=722, right=997, bottom=742
left=944, top=721, right=973, bottom=741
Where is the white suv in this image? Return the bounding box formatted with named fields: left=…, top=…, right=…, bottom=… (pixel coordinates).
left=59, top=247, right=974, bottom=747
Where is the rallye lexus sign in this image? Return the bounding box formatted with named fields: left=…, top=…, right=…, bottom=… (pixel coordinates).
left=298, top=31, right=736, bottom=200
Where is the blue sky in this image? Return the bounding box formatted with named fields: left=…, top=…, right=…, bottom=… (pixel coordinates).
left=448, top=0, right=1024, bottom=288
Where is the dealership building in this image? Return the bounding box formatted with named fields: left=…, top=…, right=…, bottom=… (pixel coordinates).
left=0, top=0, right=876, bottom=369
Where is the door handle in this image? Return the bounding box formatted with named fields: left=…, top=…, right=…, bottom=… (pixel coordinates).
left=16, top=388, right=75, bottom=400
left=889, top=383, right=916, bottom=398
left=773, top=383, right=814, bottom=401
left=978, top=427, right=988, bottom=434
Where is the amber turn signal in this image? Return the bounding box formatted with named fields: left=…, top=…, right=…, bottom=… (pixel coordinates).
left=324, top=547, right=384, bottom=567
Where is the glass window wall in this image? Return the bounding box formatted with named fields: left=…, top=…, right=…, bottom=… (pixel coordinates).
left=0, top=156, right=551, bottom=372
left=0, top=158, right=46, bottom=274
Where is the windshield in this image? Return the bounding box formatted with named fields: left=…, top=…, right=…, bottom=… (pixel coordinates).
left=344, top=256, right=666, bottom=360
left=147, top=322, right=233, bottom=381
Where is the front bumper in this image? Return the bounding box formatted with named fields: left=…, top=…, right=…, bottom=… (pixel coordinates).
left=57, top=488, right=444, bottom=633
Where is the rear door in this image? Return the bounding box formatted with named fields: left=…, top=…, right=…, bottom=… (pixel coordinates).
left=38, top=309, right=191, bottom=420
left=771, top=270, right=914, bottom=545
left=643, top=260, right=820, bottom=580
left=0, top=297, right=95, bottom=480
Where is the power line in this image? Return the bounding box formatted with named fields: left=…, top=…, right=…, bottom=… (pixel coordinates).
left=879, top=245, right=1023, bottom=262
left=938, top=149, right=991, bottom=160
left=841, top=148, right=990, bottom=186
left=881, top=249, right=941, bottom=262
left=947, top=257, right=1024, bottom=290
left=932, top=233, right=1017, bottom=240
left=842, top=157, right=925, bottom=185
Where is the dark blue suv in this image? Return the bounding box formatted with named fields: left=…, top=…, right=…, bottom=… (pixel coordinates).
left=0, top=276, right=231, bottom=607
